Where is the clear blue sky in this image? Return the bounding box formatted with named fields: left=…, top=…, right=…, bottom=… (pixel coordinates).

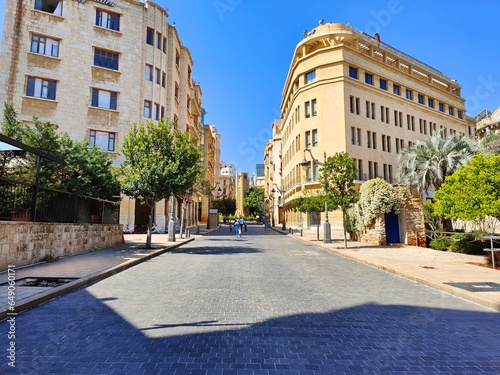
left=1, top=0, right=499, bottom=176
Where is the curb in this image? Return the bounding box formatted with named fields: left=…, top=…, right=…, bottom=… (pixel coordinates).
left=0, top=238, right=194, bottom=321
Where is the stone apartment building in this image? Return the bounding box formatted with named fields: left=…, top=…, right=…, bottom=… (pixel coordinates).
left=266, top=22, right=476, bottom=244
left=0, top=0, right=219, bottom=232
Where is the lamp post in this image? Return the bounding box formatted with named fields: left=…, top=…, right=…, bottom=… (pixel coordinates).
left=299, top=148, right=331, bottom=243
left=168, top=193, right=176, bottom=242
left=271, top=183, right=286, bottom=230
left=268, top=193, right=275, bottom=227
left=206, top=183, right=221, bottom=230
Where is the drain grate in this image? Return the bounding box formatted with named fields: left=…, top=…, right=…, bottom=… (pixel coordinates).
left=1, top=277, right=79, bottom=288
left=444, top=282, right=500, bottom=293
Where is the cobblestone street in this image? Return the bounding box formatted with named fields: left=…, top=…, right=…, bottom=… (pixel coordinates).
left=1, top=225, right=499, bottom=374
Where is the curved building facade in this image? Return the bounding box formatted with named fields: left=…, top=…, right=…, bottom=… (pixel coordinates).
left=277, top=22, right=473, bottom=231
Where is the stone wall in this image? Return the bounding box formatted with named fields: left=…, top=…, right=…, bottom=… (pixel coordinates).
left=0, top=223, right=122, bottom=271
left=405, top=196, right=426, bottom=247
left=358, top=216, right=386, bottom=246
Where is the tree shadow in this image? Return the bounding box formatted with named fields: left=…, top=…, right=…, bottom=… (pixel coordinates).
left=3, top=290, right=499, bottom=374
left=171, top=244, right=262, bottom=255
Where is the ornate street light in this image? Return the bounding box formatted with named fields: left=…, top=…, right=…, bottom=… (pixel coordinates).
left=271, top=183, right=286, bottom=230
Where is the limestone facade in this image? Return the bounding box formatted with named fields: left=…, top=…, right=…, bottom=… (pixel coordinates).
left=0, top=0, right=218, bottom=232
left=272, top=22, right=474, bottom=243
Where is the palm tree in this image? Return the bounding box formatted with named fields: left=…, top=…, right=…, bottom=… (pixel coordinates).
left=397, top=131, right=480, bottom=231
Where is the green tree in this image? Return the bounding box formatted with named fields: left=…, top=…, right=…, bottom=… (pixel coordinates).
left=1, top=108, right=118, bottom=199
left=243, top=187, right=265, bottom=218
left=119, top=119, right=201, bottom=248
left=320, top=152, right=359, bottom=248
left=433, top=153, right=500, bottom=224
left=291, top=194, right=333, bottom=240
left=212, top=198, right=236, bottom=217
left=397, top=131, right=480, bottom=231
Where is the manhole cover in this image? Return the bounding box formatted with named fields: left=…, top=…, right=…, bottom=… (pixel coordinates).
left=9, top=277, right=78, bottom=288
left=444, top=282, right=500, bottom=293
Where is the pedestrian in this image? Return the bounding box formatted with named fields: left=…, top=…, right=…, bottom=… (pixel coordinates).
left=238, top=222, right=242, bottom=238
left=229, top=223, right=233, bottom=232
left=244, top=220, right=247, bottom=232
left=234, top=220, right=240, bottom=238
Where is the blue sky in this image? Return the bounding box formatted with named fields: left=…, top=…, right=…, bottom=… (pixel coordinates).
left=1, top=0, right=499, bottom=176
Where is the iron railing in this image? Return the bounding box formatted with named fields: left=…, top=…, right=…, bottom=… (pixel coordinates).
left=0, top=177, right=119, bottom=224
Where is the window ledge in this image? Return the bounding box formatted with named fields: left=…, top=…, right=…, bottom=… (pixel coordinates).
left=32, top=9, right=64, bottom=21
left=92, top=65, right=121, bottom=74
left=93, top=25, right=123, bottom=36
left=22, top=95, right=58, bottom=104
left=88, top=106, right=119, bottom=113
left=27, top=52, right=61, bottom=61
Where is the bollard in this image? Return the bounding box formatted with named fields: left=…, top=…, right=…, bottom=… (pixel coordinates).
left=187, top=229, right=190, bottom=238
left=300, top=229, right=303, bottom=237
left=195, top=226, right=200, bottom=235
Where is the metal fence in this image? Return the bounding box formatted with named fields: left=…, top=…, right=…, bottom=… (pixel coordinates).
left=0, top=177, right=119, bottom=224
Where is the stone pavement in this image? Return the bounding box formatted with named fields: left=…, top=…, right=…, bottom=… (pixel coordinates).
left=0, top=229, right=208, bottom=320
left=277, top=226, right=500, bottom=312
left=0, top=223, right=499, bottom=322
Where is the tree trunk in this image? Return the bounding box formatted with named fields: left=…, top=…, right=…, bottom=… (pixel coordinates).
left=442, top=217, right=453, bottom=233
left=342, top=210, right=348, bottom=249
left=146, top=204, right=154, bottom=249
left=316, top=223, right=319, bottom=241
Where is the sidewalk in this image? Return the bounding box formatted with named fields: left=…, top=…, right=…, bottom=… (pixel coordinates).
left=0, top=228, right=213, bottom=320
left=279, top=226, right=500, bottom=312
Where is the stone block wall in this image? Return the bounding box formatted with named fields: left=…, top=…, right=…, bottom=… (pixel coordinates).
left=0, top=223, right=122, bottom=271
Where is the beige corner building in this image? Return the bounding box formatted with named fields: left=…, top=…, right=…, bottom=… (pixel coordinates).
left=235, top=172, right=249, bottom=217
left=0, top=0, right=218, bottom=232
left=268, top=22, right=475, bottom=242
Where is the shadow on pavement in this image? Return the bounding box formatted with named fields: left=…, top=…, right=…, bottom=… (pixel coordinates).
left=2, top=288, right=499, bottom=374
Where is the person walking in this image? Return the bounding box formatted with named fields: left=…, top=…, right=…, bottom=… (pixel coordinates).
left=229, top=222, right=233, bottom=232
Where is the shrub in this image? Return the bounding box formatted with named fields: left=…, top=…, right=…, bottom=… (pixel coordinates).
left=449, top=233, right=485, bottom=255
left=429, top=236, right=452, bottom=251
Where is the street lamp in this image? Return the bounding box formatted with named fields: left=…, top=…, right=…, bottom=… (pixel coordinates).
left=206, top=183, right=221, bottom=230
left=300, top=148, right=331, bottom=243
left=268, top=193, right=275, bottom=227
left=168, top=193, right=176, bottom=242
left=271, top=183, right=286, bottom=230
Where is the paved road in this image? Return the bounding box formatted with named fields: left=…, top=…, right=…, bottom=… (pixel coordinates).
left=1, top=225, right=499, bottom=374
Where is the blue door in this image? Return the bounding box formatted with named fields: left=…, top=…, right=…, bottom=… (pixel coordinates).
left=385, top=211, right=400, bottom=243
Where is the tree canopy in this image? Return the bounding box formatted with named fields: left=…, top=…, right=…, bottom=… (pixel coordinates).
left=433, top=153, right=500, bottom=223
left=320, top=152, right=359, bottom=248
left=1, top=103, right=119, bottom=200
left=119, top=119, right=201, bottom=247
left=243, top=187, right=265, bottom=217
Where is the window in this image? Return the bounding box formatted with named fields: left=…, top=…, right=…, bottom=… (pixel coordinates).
left=91, top=88, right=117, bottom=110
left=188, top=66, right=192, bottom=81
left=305, top=131, right=311, bottom=148
left=26, top=76, right=56, bottom=100
left=394, top=111, right=402, bottom=127
left=367, top=131, right=372, bottom=148
left=145, top=65, right=153, bottom=81
left=393, top=84, right=400, bottom=95
left=418, top=94, right=424, bottom=104
left=372, top=132, right=377, bottom=150
left=162, top=72, right=166, bottom=87
left=155, top=68, right=161, bottom=85
left=396, top=138, right=400, bottom=154
left=357, top=159, right=363, bottom=181
left=379, top=78, right=387, bottom=90
left=387, top=136, right=391, bottom=152
left=311, top=99, right=317, bottom=116
left=349, top=66, right=358, bottom=79
left=406, top=89, right=413, bottom=100
left=94, top=49, right=119, bottom=70
left=365, top=73, right=373, bottom=85
left=350, top=96, right=360, bottom=115
left=368, top=161, right=373, bottom=179
left=449, top=106, right=455, bottom=116
left=30, top=34, right=59, bottom=57
left=144, top=100, right=152, bottom=118
left=366, top=101, right=375, bottom=119
left=146, top=28, right=153, bottom=45
left=156, top=32, right=162, bottom=49
left=162, top=36, right=167, bottom=53
left=428, top=98, right=434, bottom=108
left=89, top=130, right=115, bottom=152
left=305, top=70, right=316, bottom=84
left=382, top=135, right=386, bottom=152
left=350, top=127, right=355, bottom=145
left=357, top=128, right=361, bottom=146
left=96, top=9, right=120, bottom=31
left=174, top=83, right=179, bottom=100
left=153, top=103, right=160, bottom=120
left=458, top=110, right=463, bottom=119
left=305, top=101, right=311, bottom=118
left=312, top=129, right=318, bottom=147
left=439, top=102, right=444, bottom=112
left=35, top=0, right=62, bottom=15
